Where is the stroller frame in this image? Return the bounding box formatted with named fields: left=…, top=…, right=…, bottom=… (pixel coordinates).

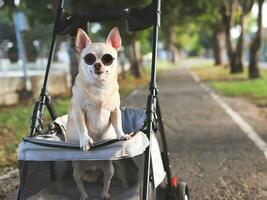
left=17, top=0, right=189, bottom=199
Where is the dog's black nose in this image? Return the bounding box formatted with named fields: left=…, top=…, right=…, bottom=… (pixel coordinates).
left=94, top=62, right=101, bottom=71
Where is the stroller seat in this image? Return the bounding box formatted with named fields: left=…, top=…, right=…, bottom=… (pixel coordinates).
left=18, top=130, right=149, bottom=162
left=19, top=108, right=149, bottom=161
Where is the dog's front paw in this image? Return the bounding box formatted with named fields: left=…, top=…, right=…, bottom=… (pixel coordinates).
left=101, top=193, right=111, bottom=200
left=119, top=134, right=131, bottom=141
left=80, top=135, right=94, bottom=151
left=80, top=193, right=89, bottom=200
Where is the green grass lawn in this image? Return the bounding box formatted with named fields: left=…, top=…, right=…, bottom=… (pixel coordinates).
left=0, top=97, right=71, bottom=167
left=193, top=64, right=267, bottom=106
left=0, top=59, right=177, bottom=167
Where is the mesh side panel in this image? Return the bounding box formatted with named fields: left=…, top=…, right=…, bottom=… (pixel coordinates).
left=19, top=156, right=143, bottom=200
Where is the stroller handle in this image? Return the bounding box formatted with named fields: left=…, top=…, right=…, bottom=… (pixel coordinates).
left=56, top=1, right=157, bottom=35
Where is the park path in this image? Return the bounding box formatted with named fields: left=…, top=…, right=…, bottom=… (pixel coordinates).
left=123, top=64, right=267, bottom=200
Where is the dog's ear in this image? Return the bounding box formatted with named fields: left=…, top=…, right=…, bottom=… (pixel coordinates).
left=106, top=27, right=121, bottom=51
left=76, top=28, right=91, bottom=53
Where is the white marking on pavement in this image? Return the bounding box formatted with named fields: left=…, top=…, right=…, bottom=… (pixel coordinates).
left=190, top=70, right=200, bottom=82
left=190, top=70, right=267, bottom=159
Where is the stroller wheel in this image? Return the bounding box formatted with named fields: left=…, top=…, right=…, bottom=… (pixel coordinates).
left=165, top=177, right=189, bottom=200
left=177, top=182, right=189, bottom=200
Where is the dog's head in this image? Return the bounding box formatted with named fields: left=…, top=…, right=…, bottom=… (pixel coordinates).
left=75, top=27, right=121, bottom=84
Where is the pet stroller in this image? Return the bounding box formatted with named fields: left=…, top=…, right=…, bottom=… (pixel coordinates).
left=16, top=0, right=189, bottom=199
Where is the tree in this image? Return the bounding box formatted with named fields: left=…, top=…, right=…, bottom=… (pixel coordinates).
left=248, top=0, right=264, bottom=78
left=127, top=32, right=144, bottom=78
left=213, top=22, right=226, bottom=66
left=195, top=0, right=226, bottom=66
left=221, top=0, right=253, bottom=73
left=161, top=0, right=211, bottom=63
left=236, top=0, right=254, bottom=71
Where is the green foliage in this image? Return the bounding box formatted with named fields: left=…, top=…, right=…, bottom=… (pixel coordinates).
left=0, top=0, right=56, bottom=60
left=0, top=0, right=225, bottom=57
left=160, top=0, right=220, bottom=55
left=174, top=24, right=203, bottom=54
left=137, top=30, right=151, bottom=55
left=247, top=10, right=257, bottom=34
left=22, top=0, right=54, bottom=25
left=0, top=8, right=12, bottom=23
left=162, top=0, right=219, bottom=29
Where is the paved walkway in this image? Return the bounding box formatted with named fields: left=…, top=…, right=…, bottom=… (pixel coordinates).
left=123, top=65, right=267, bottom=200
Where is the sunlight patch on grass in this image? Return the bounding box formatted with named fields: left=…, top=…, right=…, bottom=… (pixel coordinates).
left=194, top=65, right=247, bottom=81
left=193, top=64, right=267, bottom=106
left=144, top=59, right=178, bottom=75
left=118, top=72, right=149, bottom=97
left=186, top=58, right=214, bottom=69
left=156, top=59, right=177, bottom=72
left=210, top=78, right=267, bottom=98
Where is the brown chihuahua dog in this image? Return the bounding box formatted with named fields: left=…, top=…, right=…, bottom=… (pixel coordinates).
left=66, top=27, right=130, bottom=200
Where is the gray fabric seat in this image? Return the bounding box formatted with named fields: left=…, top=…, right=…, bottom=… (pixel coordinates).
left=121, top=107, right=146, bottom=134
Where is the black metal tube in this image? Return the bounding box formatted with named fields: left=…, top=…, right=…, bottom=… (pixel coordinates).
left=29, top=102, right=40, bottom=136
left=16, top=161, right=29, bottom=200
left=149, top=26, right=158, bottom=90
left=29, top=0, right=64, bottom=136
left=156, top=97, right=172, bottom=185
left=41, top=0, right=64, bottom=95
left=142, top=95, right=154, bottom=200
left=149, top=0, right=160, bottom=91
left=142, top=1, right=161, bottom=199
left=142, top=146, right=151, bottom=200
left=45, top=94, right=57, bottom=121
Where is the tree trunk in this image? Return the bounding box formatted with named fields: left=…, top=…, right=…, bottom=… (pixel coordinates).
left=213, top=25, right=225, bottom=66
left=119, top=52, right=127, bottom=79
left=225, top=20, right=239, bottom=73
left=249, top=0, right=264, bottom=79
left=68, top=38, right=79, bottom=87
left=235, top=14, right=248, bottom=73
left=249, top=47, right=260, bottom=78
left=221, top=0, right=238, bottom=73
left=128, top=35, right=142, bottom=78
left=221, top=0, right=247, bottom=73
left=166, top=26, right=178, bottom=63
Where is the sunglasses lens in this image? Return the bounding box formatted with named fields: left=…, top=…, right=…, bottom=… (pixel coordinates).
left=84, top=53, right=96, bottom=65
left=101, top=54, right=114, bottom=66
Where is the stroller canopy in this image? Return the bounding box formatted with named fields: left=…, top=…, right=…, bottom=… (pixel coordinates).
left=56, top=0, right=159, bottom=36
